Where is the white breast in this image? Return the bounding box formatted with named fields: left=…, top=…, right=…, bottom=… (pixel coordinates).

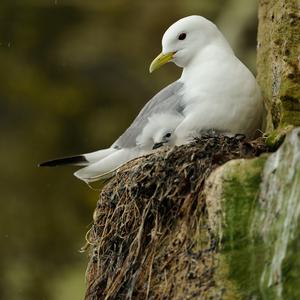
left=175, top=49, right=263, bottom=143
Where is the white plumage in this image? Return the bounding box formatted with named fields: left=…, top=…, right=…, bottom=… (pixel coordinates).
left=40, top=15, right=264, bottom=183
left=74, top=113, right=182, bottom=182
left=159, top=16, right=263, bottom=144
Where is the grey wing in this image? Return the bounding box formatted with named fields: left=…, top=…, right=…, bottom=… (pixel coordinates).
left=113, top=81, right=184, bottom=148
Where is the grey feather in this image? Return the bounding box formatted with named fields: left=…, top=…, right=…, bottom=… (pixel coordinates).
left=113, top=81, right=184, bottom=148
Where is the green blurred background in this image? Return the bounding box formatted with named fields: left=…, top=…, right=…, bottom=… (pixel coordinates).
left=0, top=0, right=258, bottom=299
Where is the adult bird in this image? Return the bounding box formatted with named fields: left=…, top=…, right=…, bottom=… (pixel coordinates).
left=40, top=15, right=264, bottom=182
left=149, top=15, right=264, bottom=144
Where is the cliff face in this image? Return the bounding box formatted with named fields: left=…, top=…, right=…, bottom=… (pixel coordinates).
left=205, top=128, right=300, bottom=300
left=257, top=0, right=300, bottom=131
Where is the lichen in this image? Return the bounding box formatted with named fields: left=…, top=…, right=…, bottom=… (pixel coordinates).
left=257, top=0, right=300, bottom=131
left=206, top=128, right=300, bottom=300
left=253, top=128, right=300, bottom=300
left=206, top=156, right=268, bottom=299
left=265, top=125, right=294, bottom=150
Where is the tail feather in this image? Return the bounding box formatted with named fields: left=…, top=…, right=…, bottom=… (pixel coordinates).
left=39, top=155, right=88, bottom=167
left=39, top=147, right=117, bottom=168
left=84, top=147, right=117, bottom=163
left=74, top=149, right=139, bottom=183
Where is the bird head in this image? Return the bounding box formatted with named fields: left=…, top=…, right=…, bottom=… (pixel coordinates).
left=152, top=128, right=174, bottom=149
left=136, top=113, right=181, bottom=150
left=149, top=15, right=221, bottom=72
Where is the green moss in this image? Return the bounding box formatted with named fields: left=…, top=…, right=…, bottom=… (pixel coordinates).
left=265, top=125, right=294, bottom=150
left=281, top=111, right=300, bottom=127
left=220, top=157, right=267, bottom=298
left=282, top=221, right=300, bottom=300
left=257, top=0, right=300, bottom=131
left=281, top=96, right=300, bottom=111
left=215, top=129, right=300, bottom=300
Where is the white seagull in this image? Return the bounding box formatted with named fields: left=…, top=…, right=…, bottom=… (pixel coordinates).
left=40, top=15, right=264, bottom=182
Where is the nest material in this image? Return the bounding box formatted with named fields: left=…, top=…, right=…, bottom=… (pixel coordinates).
left=84, top=135, right=267, bottom=300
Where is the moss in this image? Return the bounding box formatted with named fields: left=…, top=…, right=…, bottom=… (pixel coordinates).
left=282, top=221, right=300, bottom=300
left=257, top=0, right=300, bottom=131
left=211, top=128, right=300, bottom=300
left=281, top=96, right=300, bottom=111
left=281, top=111, right=300, bottom=127
left=265, top=125, right=294, bottom=150
left=257, top=128, right=300, bottom=299
left=220, top=157, right=268, bottom=298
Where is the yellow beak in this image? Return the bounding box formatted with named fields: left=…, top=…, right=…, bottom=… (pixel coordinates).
left=149, top=52, right=175, bottom=73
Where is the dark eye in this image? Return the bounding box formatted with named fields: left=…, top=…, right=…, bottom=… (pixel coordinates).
left=178, top=33, right=186, bottom=40
left=165, top=132, right=171, bottom=138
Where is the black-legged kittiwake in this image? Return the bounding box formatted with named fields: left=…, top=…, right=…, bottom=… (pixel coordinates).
left=40, top=15, right=264, bottom=183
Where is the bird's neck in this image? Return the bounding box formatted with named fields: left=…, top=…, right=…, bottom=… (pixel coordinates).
left=180, top=37, right=235, bottom=82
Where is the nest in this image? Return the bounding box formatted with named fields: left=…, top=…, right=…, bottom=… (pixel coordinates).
left=84, top=134, right=267, bottom=300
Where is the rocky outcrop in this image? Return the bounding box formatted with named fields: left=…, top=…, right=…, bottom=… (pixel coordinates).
left=257, top=0, right=300, bottom=131
left=205, top=128, right=300, bottom=300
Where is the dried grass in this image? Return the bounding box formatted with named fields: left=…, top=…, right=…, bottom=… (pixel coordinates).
left=84, top=134, right=267, bottom=300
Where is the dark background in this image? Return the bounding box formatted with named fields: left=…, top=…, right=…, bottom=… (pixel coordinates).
left=0, top=0, right=258, bottom=299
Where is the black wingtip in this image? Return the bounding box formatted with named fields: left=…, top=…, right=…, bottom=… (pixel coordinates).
left=39, top=155, right=88, bottom=167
